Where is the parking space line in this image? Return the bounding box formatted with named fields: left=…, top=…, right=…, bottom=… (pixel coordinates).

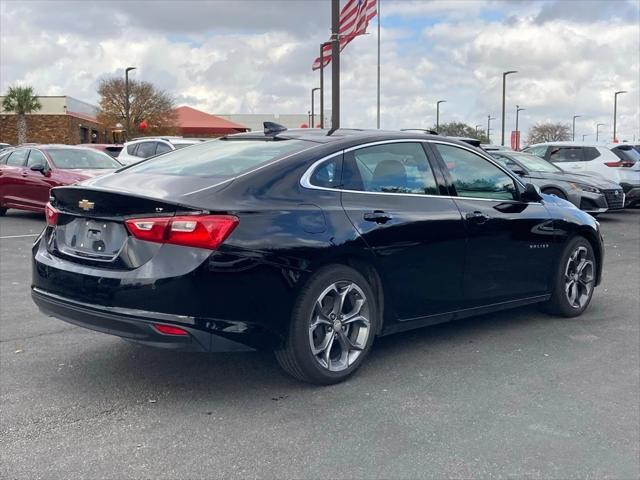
left=0, top=234, right=40, bottom=239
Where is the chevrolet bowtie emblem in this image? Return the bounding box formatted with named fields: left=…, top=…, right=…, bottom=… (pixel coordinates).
left=78, top=199, right=95, bottom=211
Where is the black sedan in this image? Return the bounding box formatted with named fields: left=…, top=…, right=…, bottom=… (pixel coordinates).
left=31, top=127, right=604, bottom=384
left=488, top=150, right=623, bottom=214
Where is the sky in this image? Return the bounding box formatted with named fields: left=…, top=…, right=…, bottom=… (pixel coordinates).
left=1, top=0, right=639, bottom=141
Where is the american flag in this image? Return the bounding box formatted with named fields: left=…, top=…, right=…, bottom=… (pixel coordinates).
left=312, top=0, right=378, bottom=70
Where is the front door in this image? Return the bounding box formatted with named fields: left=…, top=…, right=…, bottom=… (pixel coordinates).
left=340, top=141, right=466, bottom=321
left=431, top=142, right=555, bottom=307
left=21, top=149, right=56, bottom=209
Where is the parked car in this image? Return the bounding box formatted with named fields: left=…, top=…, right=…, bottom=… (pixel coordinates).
left=32, top=128, right=604, bottom=384
left=0, top=143, right=12, bottom=151
left=488, top=151, right=623, bottom=214
left=117, top=137, right=206, bottom=165
left=78, top=143, right=124, bottom=159
left=0, top=145, right=121, bottom=215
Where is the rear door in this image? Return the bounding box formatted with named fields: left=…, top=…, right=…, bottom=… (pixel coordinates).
left=339, top=140, right=466, bottom=321
left=0, top=149, right=29, bottom=208
left=431, top=142, right=554, bottom=307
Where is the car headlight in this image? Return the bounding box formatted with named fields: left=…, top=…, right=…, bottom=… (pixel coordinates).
left=572, top=183, right=600, bottom=194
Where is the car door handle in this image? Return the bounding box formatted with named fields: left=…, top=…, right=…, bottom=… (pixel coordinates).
left=21, top=171, right=29, bottom=176
left=364, top=210, right=393, bottom=224
left=465, top=211, right=490, bottom=223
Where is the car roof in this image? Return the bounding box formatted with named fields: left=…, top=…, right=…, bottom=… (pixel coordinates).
left=225, top=128, right=449, bottom=146
left=527, top=141, right=620, bottom=149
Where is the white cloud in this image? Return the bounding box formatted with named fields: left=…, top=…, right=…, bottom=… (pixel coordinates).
left=1, top=0, right=638, bottom=141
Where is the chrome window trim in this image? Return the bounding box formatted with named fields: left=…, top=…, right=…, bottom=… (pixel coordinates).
left=300, top=138, right=534, bottom=203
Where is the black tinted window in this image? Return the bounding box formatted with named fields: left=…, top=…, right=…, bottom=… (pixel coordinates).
left=136, top=142, right=157, bottom=158
left=310, top=157, right=341, bottom=188
left=155, top=142, right=172, bottom=155
left=435, top=144, right=518, bottom=201
left=583, top=147, right=601, bottom=161
left=549, top=147, right=583, bottom=162
left=6, top=149, right=28, bottom=166
left=343, top=143, right=439, bottom=195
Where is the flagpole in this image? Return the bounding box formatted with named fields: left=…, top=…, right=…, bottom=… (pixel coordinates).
left=331, top=0, right=340, bottom=130
left=376, top=0, right=380, bottom=129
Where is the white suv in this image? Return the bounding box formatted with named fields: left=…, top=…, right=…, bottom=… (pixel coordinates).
left=117, top=137, right=205, bottom=165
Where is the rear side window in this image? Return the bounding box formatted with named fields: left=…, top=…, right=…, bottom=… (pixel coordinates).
left=309, top=157, right=341, bottom=188
left=6, top=149, right=28, bottom=166
left=127, top=139, right=311, bottom=179
left=549, top=147, right=583, bottom=162
left=135, top=142, right=157, bottom=158
left=435, top=144, right=518, bottom=201
left=342, top=142, right=439, bottom=195
left=155, top=142, right=172, bottom=155
left=583, top=147, right=601, bottom=161
left=126, top=144, right=138, bottom=155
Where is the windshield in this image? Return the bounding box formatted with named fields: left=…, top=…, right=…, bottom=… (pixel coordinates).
left=613, top=146, right=640, bottom=163
left=511, top=153, right=563, bottom=172
left=126, top=139, right=313, bottom=178
left=48, top=149, right=122, bottom=169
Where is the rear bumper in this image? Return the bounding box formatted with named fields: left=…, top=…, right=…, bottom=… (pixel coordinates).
left=32, top=287, right=254, bottom=352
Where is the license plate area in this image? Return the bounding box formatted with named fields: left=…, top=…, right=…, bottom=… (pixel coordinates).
left=54, top=218, right=128, bottom=261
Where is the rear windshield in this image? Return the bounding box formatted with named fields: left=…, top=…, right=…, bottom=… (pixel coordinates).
left=126, top=139, right=312, bottom=178
left=47, top=149, right=122, bottom=169
left=612, top=146, right=640, bottom=163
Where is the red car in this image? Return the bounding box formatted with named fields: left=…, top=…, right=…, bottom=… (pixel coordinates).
left=0, top=145, right=122, bottom=215
left=77, top=143, right=124, bottom=158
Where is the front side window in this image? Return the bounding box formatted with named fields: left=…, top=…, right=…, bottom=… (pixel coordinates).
left=342, top=142, right=439, bottom=195
left=6, top=149, right=28, bottom=167
left=548, top=147, right=583, bottom=162
left=27, top=150, right=48, bottom=168
left=435, top=144, right=518, bottom=201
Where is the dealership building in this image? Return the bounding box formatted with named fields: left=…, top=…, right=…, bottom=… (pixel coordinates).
left=0, top=96, right=105, bottom=145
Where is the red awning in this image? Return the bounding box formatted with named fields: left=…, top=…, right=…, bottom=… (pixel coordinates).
left=175, top=106, right=248, bottom=135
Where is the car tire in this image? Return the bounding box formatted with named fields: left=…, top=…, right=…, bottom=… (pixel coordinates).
left=275, top=264, right=378, bottom=385
left=0, top=207, right=6, bottom=216
left=542, top=188, right=567, bottom=200
left=541, top=236, right=596, bottom=317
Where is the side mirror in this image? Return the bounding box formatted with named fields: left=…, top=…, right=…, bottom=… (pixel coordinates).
left=521, top=183, right=542, bottom=202
left=30, top=164, right=47, bottom=173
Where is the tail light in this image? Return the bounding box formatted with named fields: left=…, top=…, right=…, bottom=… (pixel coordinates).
left=45, top=202, right=59, bottom=226
left=605, top=160, right=635, bottom=167
left=154, top=324, right=189, bottom=336
left=125, top=214, right=238, bottom=250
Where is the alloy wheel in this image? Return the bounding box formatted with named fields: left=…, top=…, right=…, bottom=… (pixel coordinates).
left=308, top=281, right=371, bottom=372
left=564, top=245, right=594, bottom=309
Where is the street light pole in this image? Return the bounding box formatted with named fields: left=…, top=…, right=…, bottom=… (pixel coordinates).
left=311, top=88, right=320, bottom=128
left=596, top=123, right=606, bottom=142
left=487, top=115, right=496, bottom=144
left=124, top=66, right=136, bottom=138
left=572, top=115, right=581, bottom=141
left=501, top=70, right=518, bottom=146
left=331, top=0, right=340, bottom=130
left=319, top=41, right=331, bottom=129
left=436, top=100, right=446, bottom=131
left=475, top=124, right=483, bottom=136
left=613, top=90, right=627, bottom=142
left=515, top=105, right=525, bottom=151
left=582, top=134, right=589, bottom=141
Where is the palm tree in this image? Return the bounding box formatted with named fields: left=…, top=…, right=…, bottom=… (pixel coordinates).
left=2, top=86, right=42, bottom=144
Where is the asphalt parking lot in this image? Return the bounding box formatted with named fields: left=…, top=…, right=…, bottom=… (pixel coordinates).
left=1, top=209, right=639, bottom=479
